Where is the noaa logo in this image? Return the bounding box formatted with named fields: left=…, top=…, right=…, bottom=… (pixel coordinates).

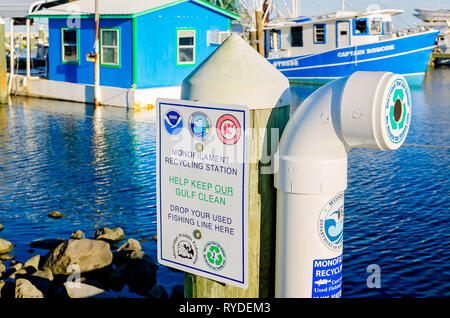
left=203, top=241, right=226, bottom=271
left=189, top=112, right=211, bottom=140
left=216, top=114, right=242, bottom=145
left=318, top=193, right=344, bottom=251
left=164, top=110, right=183, bottom=135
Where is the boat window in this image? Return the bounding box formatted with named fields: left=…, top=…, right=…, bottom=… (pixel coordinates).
left=270, top=30, right=281, bottom=50
left=61, top=28, right=78, bottom=63
left=383, top=21, right=392, bottom=34
left=101, top=29, right=120, bottom=66
left=354, top=19, right=368, bottom=35
left=314, top=24, right=326, bottom=44
left=370, top=19, right=382, bottom=34
left=291, top=26, right=303, bottom=47
left=177, top=29, right=196, bottom=65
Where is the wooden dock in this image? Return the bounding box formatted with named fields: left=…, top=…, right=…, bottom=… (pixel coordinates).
left=429, top=53, right=450, bottom=68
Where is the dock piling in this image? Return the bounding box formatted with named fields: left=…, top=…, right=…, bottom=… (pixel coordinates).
left=181, top=34, right=291, bottom=298
left=0, top=18, right=7, bottom=104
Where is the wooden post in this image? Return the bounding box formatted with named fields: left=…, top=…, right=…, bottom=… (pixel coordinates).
left=8, top=18, right=14, bottom=94
left=255, top=10, right=265, bottom=56
left=26, top=18, right=31, bottom=79
left=0, top=18, right=7, bottom=104
left=249, top=28, right=257, bottom=51
left=181, top=34, right=291, bottom=298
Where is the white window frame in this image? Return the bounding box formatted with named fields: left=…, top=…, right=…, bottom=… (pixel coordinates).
left=100, top=28, right=120, bottom=67
left=61, top=28, right=79, bottom=64
left=177, top=29, right=196, bottom=66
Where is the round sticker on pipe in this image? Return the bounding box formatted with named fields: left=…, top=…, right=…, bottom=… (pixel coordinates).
left=384, top=77, right=411, bottom=145
left=318, top=192, right=344, bottom=251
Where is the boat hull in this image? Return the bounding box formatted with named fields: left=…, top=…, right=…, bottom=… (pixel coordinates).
left=267, top=31, right=439, bottom=86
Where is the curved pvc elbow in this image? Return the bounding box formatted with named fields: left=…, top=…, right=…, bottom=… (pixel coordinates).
left=274, top=71, right=412, bottom=195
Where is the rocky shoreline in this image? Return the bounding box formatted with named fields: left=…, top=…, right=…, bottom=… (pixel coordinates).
left=0, top=226, right=183, bottom=299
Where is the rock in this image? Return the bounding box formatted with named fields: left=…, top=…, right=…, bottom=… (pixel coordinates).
left=94, top=227, right=125, bottom=242
left=0, top=280, right=4, bottom=294
left=47, top=211, right=65, bottom=219
left=0, top=261, right=5, bottom=274
left=107, top=264, right=128, bottom=292
left=24, top=255, right=41, bottom=271
left=32, top=268, right=54, bottom=281
left=70, top=230, right=85, bottom=240
left=0, top=224, right=4, bottom=232
left=0, top=254, right=14, bottom=261
left=10, top=268, right=27, bottom=279
left=113, top=238, right=145, bottom=265
left=125, top=256, right=158, bottom=295
left=43, top=239, right=113, bottom=275
left=170, top=284, right=185, bottom=299
left=64, top=282, right=107, bottom=298
left=147, top=284, right=168, bottom=299
left=0, top=238, right=14, bottom=254
left=29, top=238, right=65, bottom=250
left=15, top=278, right=44, bottom=298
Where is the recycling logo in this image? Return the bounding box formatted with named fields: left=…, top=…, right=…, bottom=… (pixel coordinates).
left=385, top=79, right=411, bottom=144
left=203, top=241, right=227, bottom=271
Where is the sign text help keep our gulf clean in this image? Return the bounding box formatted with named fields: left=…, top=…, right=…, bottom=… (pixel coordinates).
left=156, top=98, right=249, bottom=288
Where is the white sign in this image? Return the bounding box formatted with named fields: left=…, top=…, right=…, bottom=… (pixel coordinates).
left=156, top=98, right=249, bottom=288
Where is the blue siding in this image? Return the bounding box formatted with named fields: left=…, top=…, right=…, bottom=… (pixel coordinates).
left=134, top=1, right=230, bottom=88
left=48, top=18, right=133, bottom=88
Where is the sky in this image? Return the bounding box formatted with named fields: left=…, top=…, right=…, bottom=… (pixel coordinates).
left=3, top=0, right=450, bottom=32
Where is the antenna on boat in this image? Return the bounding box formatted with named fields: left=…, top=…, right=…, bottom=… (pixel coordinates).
left=341, top=0, right=345, bottom=11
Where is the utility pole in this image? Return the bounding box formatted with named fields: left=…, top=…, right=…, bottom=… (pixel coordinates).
left=26, top=18, right=31, bottom=79
left=94, top=0, right=101, bottom=106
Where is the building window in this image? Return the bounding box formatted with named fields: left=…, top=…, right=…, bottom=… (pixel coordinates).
left=177, top=29, right=196, bottom=65
left=314, top=24, right=326, bottom=44
left=354, top=19, right=368, bottom=35
left=291, top=26, right=303, bottom=47
left=61, top=28, right=78, bottom=63
left=370, top=19, right=382, bottom=34
left=101, top=29, right=120, bottom=66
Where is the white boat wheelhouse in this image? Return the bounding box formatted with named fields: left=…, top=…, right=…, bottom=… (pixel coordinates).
left=265, top=9, right=404, bottom=58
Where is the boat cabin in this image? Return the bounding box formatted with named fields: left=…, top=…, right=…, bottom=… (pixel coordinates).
left=264, top=10, right=403, bottom=59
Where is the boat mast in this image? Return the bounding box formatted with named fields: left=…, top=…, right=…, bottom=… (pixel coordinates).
left=292, top=0, right=300, bottom=17
left=341, top=0, right=345, bottom=11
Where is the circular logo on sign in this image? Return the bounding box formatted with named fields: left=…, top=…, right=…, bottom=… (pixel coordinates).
left=318, top=193, right=344, bottom=251
left=172, top=233, right=198, bottom=264
left=203, top=241, right=226, bottom=271
left=385, top=78, right=411, bottom=144
left=189, top=112, right=211, bottom=140
left=216, top=114, right=242, bottom=145
left=163, top=110, right=184, bottom=135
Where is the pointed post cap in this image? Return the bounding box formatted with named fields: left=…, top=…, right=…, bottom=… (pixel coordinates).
left=181, top=34, right=291, bottom=109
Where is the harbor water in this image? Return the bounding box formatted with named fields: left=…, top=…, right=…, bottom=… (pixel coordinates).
left=0, top=69, right=448, bottom=297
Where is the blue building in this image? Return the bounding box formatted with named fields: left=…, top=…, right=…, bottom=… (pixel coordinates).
left=29, top=0, right=238, bottom=106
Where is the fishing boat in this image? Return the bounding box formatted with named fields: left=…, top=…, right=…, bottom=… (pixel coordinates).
left=414, top=8, right=450, bottom=55
left=413, top=8, right=450, bottom=23
left=263, top=4, right=439, bottom=86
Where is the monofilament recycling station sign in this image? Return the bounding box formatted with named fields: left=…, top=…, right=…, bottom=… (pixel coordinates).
left=156, top=98, right=249, bottom=288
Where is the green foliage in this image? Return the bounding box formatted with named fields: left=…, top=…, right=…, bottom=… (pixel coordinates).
left=204, top=0, right=240, bottom=14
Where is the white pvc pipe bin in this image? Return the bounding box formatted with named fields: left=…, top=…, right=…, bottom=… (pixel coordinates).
left=274, top=71, right=412, bottom=298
